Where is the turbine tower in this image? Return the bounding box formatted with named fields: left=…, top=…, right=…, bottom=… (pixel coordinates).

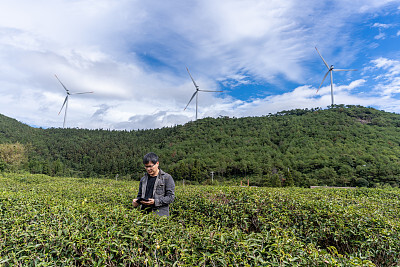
left=55, top=74, right=93, bottom=128
left=184, top=67, right=222, bottom=120
left=315, top=47, right=357, bottom=106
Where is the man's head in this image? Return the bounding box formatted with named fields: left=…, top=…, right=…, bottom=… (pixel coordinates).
left=143, top=152, right=159, bottom=176
left=143, top=152, right=159, bottom=165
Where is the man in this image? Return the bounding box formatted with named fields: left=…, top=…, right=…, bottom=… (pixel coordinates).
left=133, top=152, right=175, bottom=216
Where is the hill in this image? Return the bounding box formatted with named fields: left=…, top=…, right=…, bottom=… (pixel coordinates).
left=1, top=105, right=400, bottom=187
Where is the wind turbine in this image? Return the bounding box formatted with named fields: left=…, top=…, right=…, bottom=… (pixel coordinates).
left=55, top=74, right=93, bottom=128
left=184, top=67, right=222, bottom=120
left=315, top=47, right=357, bottom=106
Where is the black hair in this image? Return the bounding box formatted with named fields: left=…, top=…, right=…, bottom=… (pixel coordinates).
left=143, top=152, right=159, bottom=164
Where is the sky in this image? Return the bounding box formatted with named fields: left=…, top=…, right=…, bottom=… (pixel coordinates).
left=0, top=0, right=400, bottom=130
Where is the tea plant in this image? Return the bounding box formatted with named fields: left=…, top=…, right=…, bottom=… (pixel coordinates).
left=1, top=173, right=398, bottom=266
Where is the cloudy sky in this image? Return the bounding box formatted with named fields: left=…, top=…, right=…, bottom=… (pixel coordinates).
left=0, top=0, right=400, bottom=130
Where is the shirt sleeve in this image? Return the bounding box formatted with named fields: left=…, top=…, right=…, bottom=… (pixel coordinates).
left=154, top=175, right=175, bottom=207
left=137, top=180, right=143, bottom=199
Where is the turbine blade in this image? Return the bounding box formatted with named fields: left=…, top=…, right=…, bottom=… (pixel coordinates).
left=184, top=91, right=198, bottom=110
left=58, top=96, right=68, bottom=115
left=186, top=66, right=199, bottom=89
left=333, top=69, right=357, bottom=72
left=199, top=90, right=223, bottom=92
left=317, top=70, right=330, bottom=92
left=54, top=74, right=69, bottom=92
left=71, top=91, right=94, bottom=95
left=315, top=47, right=330, bottom=69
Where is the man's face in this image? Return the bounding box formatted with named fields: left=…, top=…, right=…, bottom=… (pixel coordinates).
left=144, top=161, right=159, bottom=176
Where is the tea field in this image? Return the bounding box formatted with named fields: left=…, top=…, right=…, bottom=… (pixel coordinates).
left=0, top=173, right=399, bottom=266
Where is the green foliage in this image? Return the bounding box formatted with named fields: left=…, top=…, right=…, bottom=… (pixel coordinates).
left=1, top=106, right=400, bottom=187
left=1, top=173, right=399, bottom=266
left=355, top=178, right=370, bottom=187
left=0, top=143, right=27, bottom=171
left=0, top=160, right=5, bottom=171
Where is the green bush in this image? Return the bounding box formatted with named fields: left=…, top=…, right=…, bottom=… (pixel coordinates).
left=1, top=173, right=399, bottom=266
left=355, top=178, right=369, bottom=187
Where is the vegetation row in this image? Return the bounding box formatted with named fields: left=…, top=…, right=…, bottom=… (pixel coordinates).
left=1, top=173, right=399, bottom=266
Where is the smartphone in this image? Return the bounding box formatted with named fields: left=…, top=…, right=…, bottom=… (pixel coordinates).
left=136, top=197, right=149, bottom=203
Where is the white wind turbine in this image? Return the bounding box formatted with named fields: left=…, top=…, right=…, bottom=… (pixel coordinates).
left=315, top=47, right=357, bottom=106
left=55, top=74, right=93, bottom=128
left=184, top=67, right=222, bottom=120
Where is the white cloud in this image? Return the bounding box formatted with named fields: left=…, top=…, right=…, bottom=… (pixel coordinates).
left=369, top=57, right=400, bottom=96
left=372, top=23, right=394, bottom=29
left=371, top=57, right=400, bottom=76
left=196, top=79, right=376, bottom=119
left=113, top=111, right=190, bottom=130
left=374, top=31, right=386, bottom=40
left=371, top=22, right=397, bottom=39
left=0, top=0, right=400, bottom=129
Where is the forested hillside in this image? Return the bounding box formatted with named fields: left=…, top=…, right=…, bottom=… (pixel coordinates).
left=1, top=105, right=400, bottom=187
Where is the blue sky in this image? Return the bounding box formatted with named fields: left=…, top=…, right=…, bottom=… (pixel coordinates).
left=0, top=0, right=400, bottom=130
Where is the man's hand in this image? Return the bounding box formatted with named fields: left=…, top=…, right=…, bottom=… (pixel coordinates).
left=141, top=198, right=155, bottom=205
left=132, top=198, right=139, bottom=208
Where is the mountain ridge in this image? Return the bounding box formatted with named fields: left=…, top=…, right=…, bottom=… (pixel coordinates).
left=1, top=105, right=400, bottom=187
